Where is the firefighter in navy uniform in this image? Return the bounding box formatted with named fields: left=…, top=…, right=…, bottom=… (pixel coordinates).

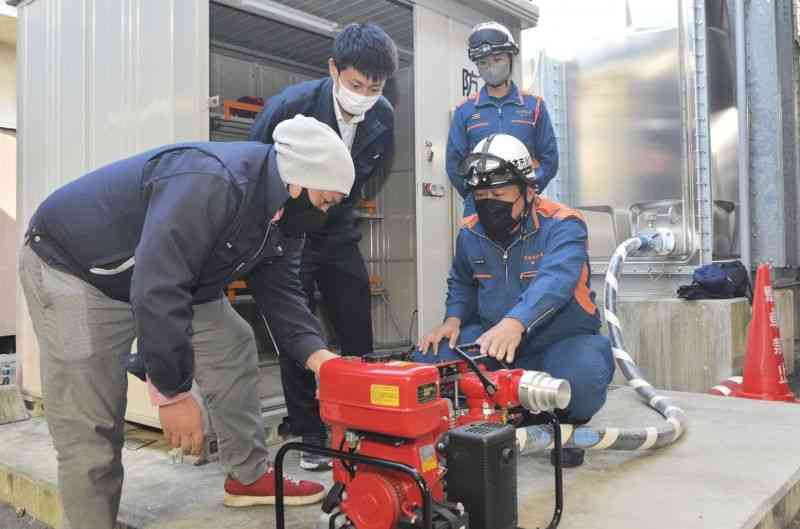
left=447, top=21, right=559, bottom=216
left=417, top=134, right=614, bottom=468
left=249, top=23, right=398, bottom=471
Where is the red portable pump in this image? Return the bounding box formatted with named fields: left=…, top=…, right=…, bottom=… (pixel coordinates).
left=274, top=346, right=571, bottom=529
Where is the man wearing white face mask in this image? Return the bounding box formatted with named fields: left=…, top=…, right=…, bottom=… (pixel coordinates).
left=447, top=21, right=559, bottom=218
left=249, top=22, right=397, bottom=472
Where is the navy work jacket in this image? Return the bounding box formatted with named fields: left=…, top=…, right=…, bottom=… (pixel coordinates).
left=28, top=142, right=325, bottom=396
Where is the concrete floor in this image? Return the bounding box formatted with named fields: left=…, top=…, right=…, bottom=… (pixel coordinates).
left=2, top=386, right=800, bottom=529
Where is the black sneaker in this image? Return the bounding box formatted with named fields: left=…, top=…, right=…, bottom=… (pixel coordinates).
left=300, top=433, right=333, bottom=471
left=550, top=447, right=585, bottom=468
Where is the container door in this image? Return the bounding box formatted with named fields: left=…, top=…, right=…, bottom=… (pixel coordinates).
left=412, top=3, right=525, bottom=338
left=413, top=5, right=457, bottom=338
left=16, top=0, right=209, bottom=397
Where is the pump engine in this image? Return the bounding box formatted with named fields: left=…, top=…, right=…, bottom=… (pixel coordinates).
left=274, top=348, right=571, bottom=529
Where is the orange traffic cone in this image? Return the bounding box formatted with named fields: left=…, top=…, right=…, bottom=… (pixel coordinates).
left=733, top=264, right=798, bottom=402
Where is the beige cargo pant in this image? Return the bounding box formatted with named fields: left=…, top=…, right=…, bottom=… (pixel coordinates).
left=19, top=245, right=269, bottom=529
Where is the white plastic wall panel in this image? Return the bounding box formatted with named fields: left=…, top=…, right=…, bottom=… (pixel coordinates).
left=413, top=2, right=527, bottom=338
left=15, top=0, right=209, bottom=397
left=0, top=42, right=15, bottom=129
left=413, top=6, right=487, bottom=338
left=0, top=130, right=16, bottom=338
left=413, top=6, right=453, bottom=339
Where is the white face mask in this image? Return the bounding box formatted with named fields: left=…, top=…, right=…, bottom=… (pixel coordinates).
left=335, top=79, right=381, bottom=116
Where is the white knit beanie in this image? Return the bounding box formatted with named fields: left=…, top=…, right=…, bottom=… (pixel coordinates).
left=273, top=114, right=355, bottom=196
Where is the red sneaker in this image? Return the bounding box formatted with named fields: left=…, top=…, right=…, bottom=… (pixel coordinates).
left=223, top=467, right=326, bottom=507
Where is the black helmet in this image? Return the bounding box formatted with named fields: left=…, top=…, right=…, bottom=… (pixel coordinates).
left=468, top=22, right=520, bottom=62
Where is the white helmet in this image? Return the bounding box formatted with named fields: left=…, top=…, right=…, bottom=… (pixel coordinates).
left=468, top=22, right=520, bottom=62
left=459, top=134, right=535, bottom=190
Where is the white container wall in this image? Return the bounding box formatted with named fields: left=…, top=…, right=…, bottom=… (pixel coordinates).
left=15, top=0, right=209, bottom=397
left=0, top=40, right=14, bottom=128
left=413, top=0, right=532, bottom=335
left=14, top=0, right=538, bottom=398
left=1, top=32, right=16, bottom=339
left=1, top=129, right=15, bottom=339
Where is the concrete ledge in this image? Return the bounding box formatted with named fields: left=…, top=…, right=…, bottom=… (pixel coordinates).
left=751, top=468, right=800, bottom=529
left=0, top=385, right=29, bottom=425
left=0, top=463, right=62, bottom=529
left=609, top=291, right=794, bottom=393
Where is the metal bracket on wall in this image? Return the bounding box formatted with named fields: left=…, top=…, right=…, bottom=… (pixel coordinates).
left=794, top=0, right=800, bottom=44
left=690, top=0, right=714, bottom=266
left=422, top=183, right=446, bottom=197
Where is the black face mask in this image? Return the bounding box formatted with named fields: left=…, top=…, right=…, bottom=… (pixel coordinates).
left=278, top=189, right=328, bottom=237
left=476, top=196, right=522, bottom=246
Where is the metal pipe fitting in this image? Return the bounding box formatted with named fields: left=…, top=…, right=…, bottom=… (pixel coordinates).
left=637, top=227, right=676, bottom=256
left=517, top=370, right=571, bottom=412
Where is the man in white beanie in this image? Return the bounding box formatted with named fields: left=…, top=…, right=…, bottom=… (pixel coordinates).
left=19, top=115, right=352, bottom=529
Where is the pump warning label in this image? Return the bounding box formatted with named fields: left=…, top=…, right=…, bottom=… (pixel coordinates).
left=370, top=384, right=400, bottom=407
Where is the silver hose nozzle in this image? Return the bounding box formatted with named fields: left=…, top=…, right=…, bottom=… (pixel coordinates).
left=517, top=370, right=571, bottom=412
left=638, top=228, right=676, bottom=255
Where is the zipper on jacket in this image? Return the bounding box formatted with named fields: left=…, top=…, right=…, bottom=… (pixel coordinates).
left=497, top=104, right=503, bottom=133
left=468, top=227, right=526, bottom=281
left=467, top=226, right=534, bottom=325
left=231, top=222, right=273, bottom=277
left=527, top=307, right=556, bottom=333
left=251, top=222, right=273, bottom=264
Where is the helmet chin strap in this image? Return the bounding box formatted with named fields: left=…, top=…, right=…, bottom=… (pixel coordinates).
left=518, top=182, right=531, bottom=235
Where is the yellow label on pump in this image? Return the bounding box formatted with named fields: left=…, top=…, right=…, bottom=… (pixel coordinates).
left=370, top=384, right=400, bottom=407
left=420, top=445, right=438, bottom=472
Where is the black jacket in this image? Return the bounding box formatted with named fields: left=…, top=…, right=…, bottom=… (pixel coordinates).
left=248, top=77, right=395, bottom=245
left=28, top=142, right=325, bottom=396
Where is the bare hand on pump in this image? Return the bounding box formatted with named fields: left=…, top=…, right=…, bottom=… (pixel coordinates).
left=306, top=349, right=339, bottom=374
left=159, top=395, right=205, bottom=457
left=418, top=317, right=462, bottom=355
left=477, top=317, right=525, bottom=363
